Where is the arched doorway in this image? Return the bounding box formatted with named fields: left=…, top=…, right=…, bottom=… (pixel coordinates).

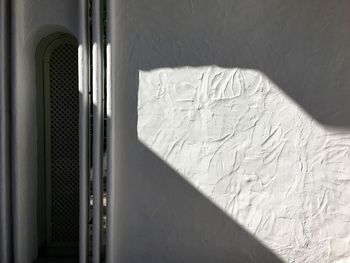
left=36, top=33, right=79, bottom=257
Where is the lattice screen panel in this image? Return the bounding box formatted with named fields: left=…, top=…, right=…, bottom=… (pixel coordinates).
left=48, top=42, right=79, bottom=243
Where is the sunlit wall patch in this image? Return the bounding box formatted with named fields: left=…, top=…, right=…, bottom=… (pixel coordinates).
left=138, top=66, right=350, bottom=263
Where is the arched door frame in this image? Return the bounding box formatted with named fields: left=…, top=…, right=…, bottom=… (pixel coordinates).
left=36, top=32, right=79, bottom=257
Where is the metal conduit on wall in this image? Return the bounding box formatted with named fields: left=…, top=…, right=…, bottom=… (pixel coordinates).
left=79, top=0, right=90, bottom=262
left=92, top=0, right=104, bottom=262
left=0, top=0, right=12, bottom=261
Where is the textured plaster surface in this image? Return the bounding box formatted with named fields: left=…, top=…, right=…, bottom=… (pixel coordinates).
left=138, top=67, right=350, bottom=263
left=108, top=0, right=350, bottom=262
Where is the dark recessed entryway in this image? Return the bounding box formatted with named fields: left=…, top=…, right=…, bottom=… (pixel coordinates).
left=36, top=33, right=79, bottom=259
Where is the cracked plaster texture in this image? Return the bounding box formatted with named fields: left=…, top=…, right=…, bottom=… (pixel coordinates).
left=138, top=67, right=350, bottom=263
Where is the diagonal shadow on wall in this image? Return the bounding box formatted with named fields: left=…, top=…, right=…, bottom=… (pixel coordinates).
left=107, top=0, right=350, bottom=262
left=125, top=0, right=350, bottom=128
left=110, top=139, right=282, bottom=263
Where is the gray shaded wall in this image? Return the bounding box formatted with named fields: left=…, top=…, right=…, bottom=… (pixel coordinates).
left=4, top=0, right=350, bottom=262
left=11, top=1, right=79, bottom=261
left=107, top=0, right=350, bottom=262
left=0, top=0, right=12, bottom=262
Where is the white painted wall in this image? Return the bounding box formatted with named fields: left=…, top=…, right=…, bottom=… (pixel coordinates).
left=108, top=0, right=350, bottom=262
left=9, top=0, right=350, bottom=262
left=11, top=1, right=79, bottom=261
left=138, top=67, right=350, bottom=262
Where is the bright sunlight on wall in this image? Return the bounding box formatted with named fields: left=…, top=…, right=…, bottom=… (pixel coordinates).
left=138, top=66, right=350, bottom=263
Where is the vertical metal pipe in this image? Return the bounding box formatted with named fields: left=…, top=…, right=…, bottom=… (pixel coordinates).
left=0, top=0, right=12, bottom=261
left=105, top=0, right=112, bottom=261
left=92, top=0, right=104, bottom=262
left=79, top=0, right=90, bottom=262
left=105, top=0, right=116, bottom=261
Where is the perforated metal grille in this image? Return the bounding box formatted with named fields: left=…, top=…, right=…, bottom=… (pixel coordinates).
left=48, top=43, right=79, bottom=242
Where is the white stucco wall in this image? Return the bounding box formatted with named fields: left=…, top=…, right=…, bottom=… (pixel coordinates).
left=107, top=0, right=350, bottom=262
left=138, top=67, right=350, bottom=262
